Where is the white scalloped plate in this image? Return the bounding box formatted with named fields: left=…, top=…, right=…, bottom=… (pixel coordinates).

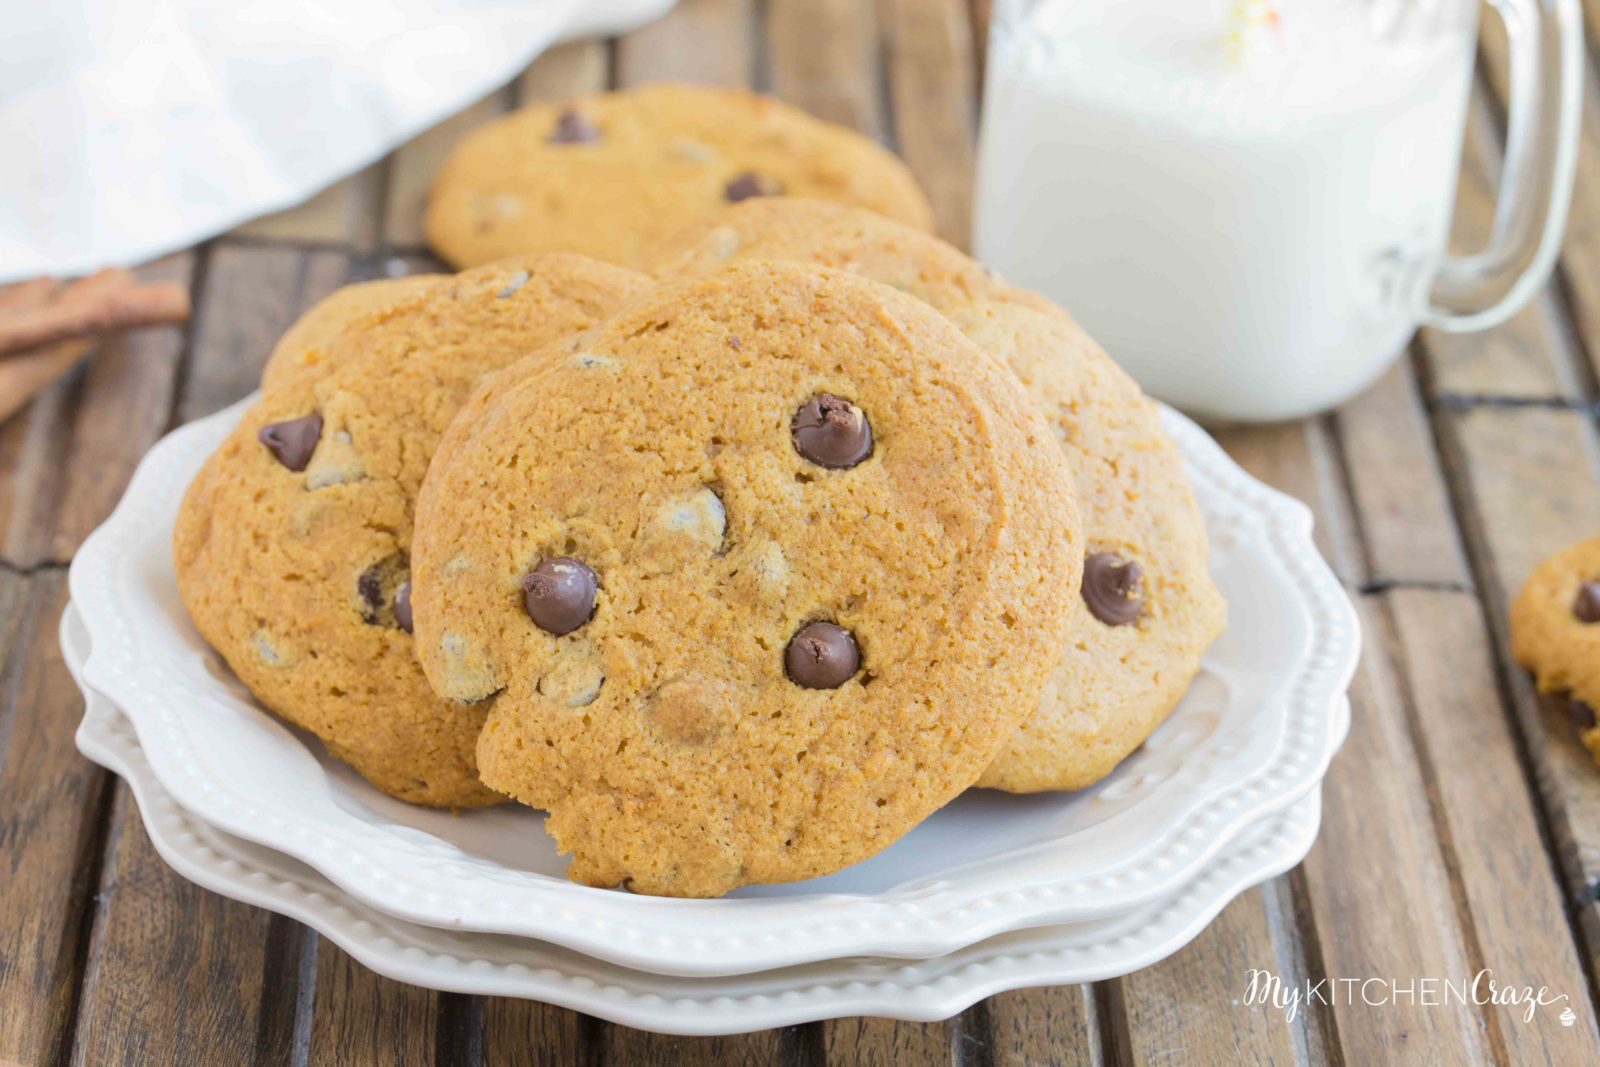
left=71, top=645, right=1329, bottom=1035
left=68, top=395, right=1358, bottom=977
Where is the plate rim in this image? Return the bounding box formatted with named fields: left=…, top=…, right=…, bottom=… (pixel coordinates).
left=70, top=662, right=1328, bottom=1036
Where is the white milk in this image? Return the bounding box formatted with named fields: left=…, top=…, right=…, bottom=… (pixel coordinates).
left=974, top=0, right=1476, bottom=420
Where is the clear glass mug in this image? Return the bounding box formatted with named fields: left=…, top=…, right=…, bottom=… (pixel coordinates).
left=973, top=0, right=1582, bottom=422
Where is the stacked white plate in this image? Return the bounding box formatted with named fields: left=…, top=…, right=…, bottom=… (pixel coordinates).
left=66, top=397, right=1359, bottom=1036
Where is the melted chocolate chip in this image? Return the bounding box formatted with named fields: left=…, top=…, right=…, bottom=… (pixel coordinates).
left=1574, top=582, right=1600, bottom=623
left=785, top=621, right=861, bottom=689
left=394, top=580, right=413, bottom=634
left=258, top=414, right=322, bottom=472
left=523, top=557, right=598, bottom=635
left=724, top=171, right=784, bottom=202
left=1574, top=699, right=1597, bottom=731
left=549, top=107, right=600, bottom=145
left=1082, top=552, right=1145, bottom=627
left=357, top=567, right=384, bottom=616
left=791, top=394, right=872, bottom=469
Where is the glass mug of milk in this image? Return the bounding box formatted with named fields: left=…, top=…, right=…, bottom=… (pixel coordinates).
left=974, top=0, right=1582, bottom=421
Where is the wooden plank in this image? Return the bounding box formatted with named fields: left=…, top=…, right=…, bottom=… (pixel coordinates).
left=1212, top=418, right=1368, bottom=587
left=614, top=0, right=756, bottom=88
left=481, top=999, right=592, bottom=1065
left=71, top=785, right=309, bottom=1065
left=822, top=1017, right=953, bottom=1066
left=180, top=244, right=360, bottom=422
left=1333, top=356, right=1467, bottom=587
left=1334, top=359, right=1600, bottom=1053
left=1105, top=890, right=1302, bottom=1065
left=766, top=0, right=885, bottom=135
left=1299, top=597, right=1489, bottom=1063
left=383, top=88, right=514, bottom=249
left=1386, top=587, right=1600, bottom=1057
left=606, top=1025, right=796, bottom=1066
left=514, top=39, right=609, bottom=106
left=0, top=575, right=106, bottom=1067
left=986, top=985, right=1099, bottom=1067
left=1220, top=419, right=1490, bottom=1063
left=45, top=254, right=194, bottom=562
left=1430, top=405, right=1600, bottom=949
left=233, top=164, right=385, bottom=251
left=878, top=0, right=980, bottom=245
left=305, top=943, right=438, bottom=1066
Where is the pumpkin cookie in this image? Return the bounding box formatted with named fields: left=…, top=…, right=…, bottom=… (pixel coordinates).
left=174, top=255, right=652, bottom=807
left=424, top=85, right=934, bottom=270
left=640, top=197, right=1059, bottom=318
left=1511, top=533, right=1600, bottom=763
left=948, top=302, right=1226, bottom=792
left=410, top=261, right=1082, bottom=895
left=647, top=198, right=1225, bottom=792
left=262, top=274, right=445, bottom=390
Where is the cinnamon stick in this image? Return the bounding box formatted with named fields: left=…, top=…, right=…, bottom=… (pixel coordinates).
left=0, top=338, right=95, bottom=423
left=0, top=269, right=190, bottom=356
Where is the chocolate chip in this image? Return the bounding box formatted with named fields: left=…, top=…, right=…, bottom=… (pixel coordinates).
left=394, top=580, right=413, bottom=634
left=523, top=557, right=598, bottom=635
left=549, top=107, right=600, bottom=145
left=357, top=567, right=384, bottom=615
left=258, top=414, right=322, bottom=472
left=357, top=559, right=411, bottom=630
left=725, top=171, right=784, bottom=202
left=1082, top=552, right=1145, bottom=627
left=1574, top=582, right=1600, bottom=623
left=791, top=394, right=872, bottom=469
left=1574, top=700, right=1597, bottom=731
left=785, top=621, right=861, bottom=689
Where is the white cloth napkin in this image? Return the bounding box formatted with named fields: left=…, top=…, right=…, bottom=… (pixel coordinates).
left=0, top=0, right=675, bottom=282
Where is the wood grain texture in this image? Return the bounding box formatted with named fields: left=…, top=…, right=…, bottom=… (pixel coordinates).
left=306, top=943, right=439, bottom=1066
left=233, top=164, right=385, bottom=251
left=986, top=985, right=1099, bottom=1067
left=767, top=0, right=884, bottom=135
left=515, top=39, right=609, bottom=106
left=615, top=0, right=756, bottom=88
left=1221, top=421, right=1490, bottom=1063
left=480, top=999, right=593, bottom=1066
left=0, top=576, right=104, bottom=1067
left=180, top=245, right=358, bottom=421
left=1337, top=356, right=1600, bottom=1057
left=878, top=0, right=978, bottom=245
left=1106, top=891, right=1303, bottom=1066
left=823, top=1016, right=954, bottom=1067
left=71, top=786, right=307, bottom=1066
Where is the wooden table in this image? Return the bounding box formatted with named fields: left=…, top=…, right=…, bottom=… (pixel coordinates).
left=3, top=2, right=1600, bottom=1062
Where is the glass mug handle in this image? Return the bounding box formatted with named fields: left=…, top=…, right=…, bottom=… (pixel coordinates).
left=1422, top=0, right=1583, bottom=333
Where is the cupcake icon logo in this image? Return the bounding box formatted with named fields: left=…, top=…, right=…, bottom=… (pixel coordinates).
left=1561, top=1007, right=1577, bottom=1028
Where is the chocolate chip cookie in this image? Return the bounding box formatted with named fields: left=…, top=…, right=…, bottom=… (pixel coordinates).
left=947, top=302, right=1226, bottom=793
left=409, top=260, right=1082, bottom=895
left=262, top=274, right=446, bottom=390
left=424, top=85, right=935, bottom=271
left=640, top=197, right=1060, bottom=318
left=1511, top=534, right=1600, bottom=763
left=646, top=197, right=1225, bottom=791
left=174, top=255, right=652, bottom=807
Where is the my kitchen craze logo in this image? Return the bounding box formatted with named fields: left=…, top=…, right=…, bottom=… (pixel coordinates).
left=1242, top=969, right=1573, bottom=1025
